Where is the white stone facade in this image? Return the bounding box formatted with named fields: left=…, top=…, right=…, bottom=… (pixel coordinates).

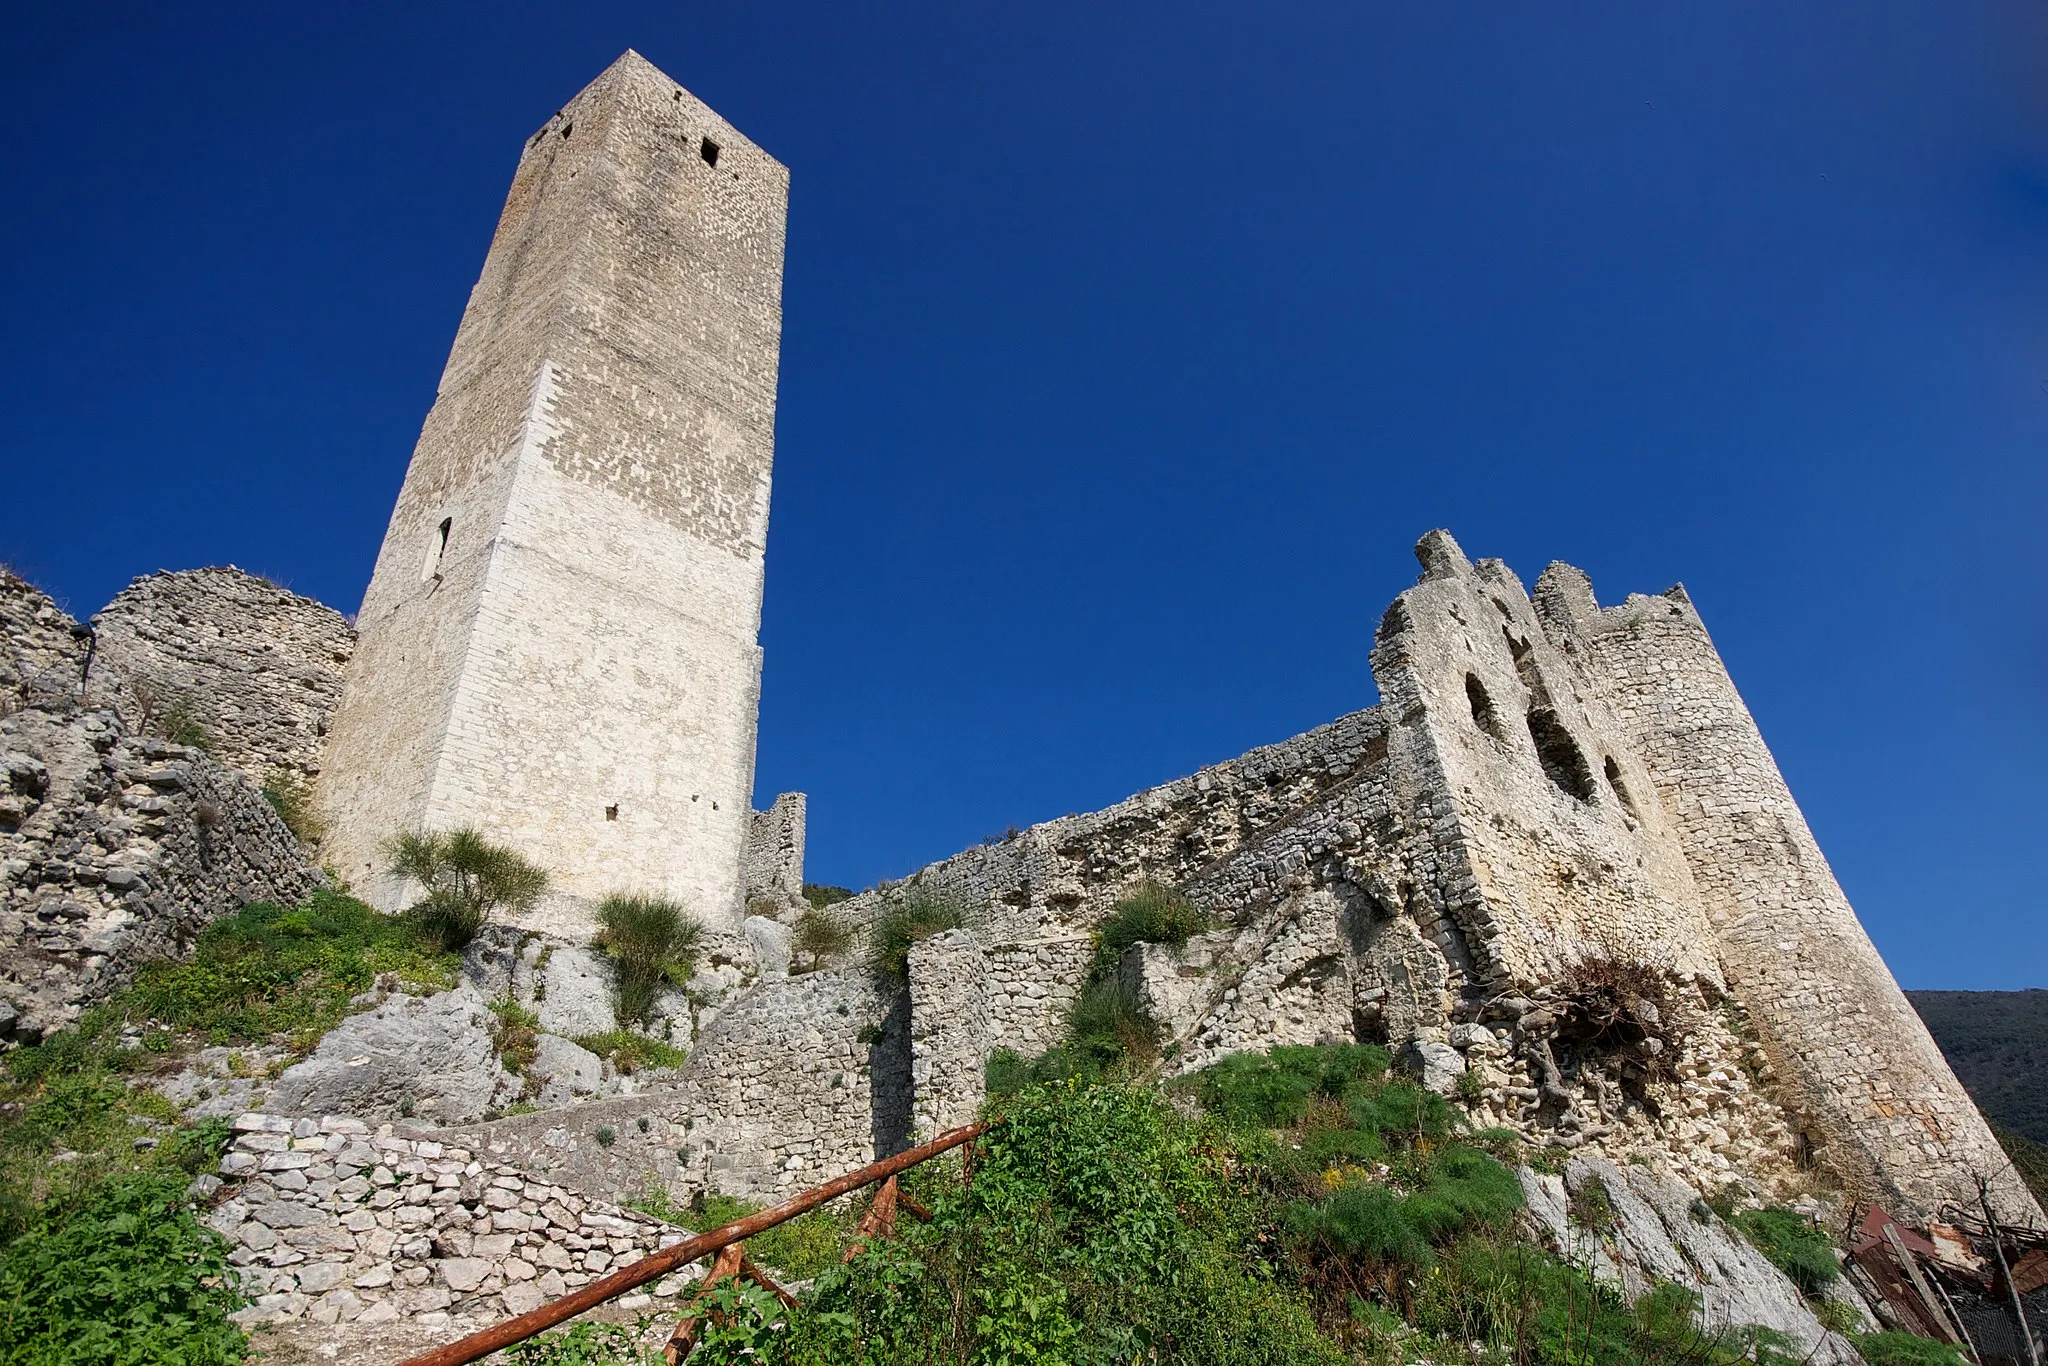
left=317, top=52, right=788, bottom=934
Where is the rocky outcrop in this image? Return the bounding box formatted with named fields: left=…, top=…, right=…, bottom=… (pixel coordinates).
left=0, top=703, right=320, bottom=1042
left=211, top=1112, right=702, bottom=1331
left=267, top=987, right=519, bottom=1125
left=1519, top=1154, right=1864, bottom=1364
left=90, top=567, right=355, bottom=783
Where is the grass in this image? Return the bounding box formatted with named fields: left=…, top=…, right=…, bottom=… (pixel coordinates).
left=1731, top=1206, right=1840, bottom=1296
left=592, top=895, right=705, bottom=1024
left=386, top=826, right=548, bottom=951
left=801, top=884, right=854, bottom=910
left=0, top=891, right=446, bottom=1236
left=574, top=1031, right=690, bottom=1074
left=125, top=891, right=456, bottom=1048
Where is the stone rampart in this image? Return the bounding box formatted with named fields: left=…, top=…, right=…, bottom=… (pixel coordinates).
left=742, top=791, right=806, bottom=909
left=90, top=567, right=356, bottom=783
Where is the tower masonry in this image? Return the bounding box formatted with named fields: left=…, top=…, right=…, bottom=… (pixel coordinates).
left=318, top=51, right=789, bottom=933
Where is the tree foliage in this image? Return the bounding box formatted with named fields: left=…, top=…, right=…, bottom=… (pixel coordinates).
left=386, top=825, right=548, bottom=950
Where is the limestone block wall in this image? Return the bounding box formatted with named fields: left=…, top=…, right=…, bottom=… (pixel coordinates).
left=89, top=568, right=356, bottom=783
left=319, top=51, right=789, bottom=935
left=1536, top=566, right=2036, bottom=1223
left=907, top=930, right=994, bottom=1137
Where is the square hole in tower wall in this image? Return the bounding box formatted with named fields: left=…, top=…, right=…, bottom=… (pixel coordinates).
left=700, top=138, right=720, bottom=167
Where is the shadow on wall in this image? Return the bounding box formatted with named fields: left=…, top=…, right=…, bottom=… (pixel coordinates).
left=870, top=991, right=913, bottom=1160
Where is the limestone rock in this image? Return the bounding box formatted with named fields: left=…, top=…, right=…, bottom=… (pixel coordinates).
left=530, top=1035, right=605, bottom=1106
left=532, top=947, right=616, bottom=1038
left=1402, top=1040, right=1467, bottom=1097
left=1519, top=1156, right=1861, bottom=1365
left=267, top=986, right=516, bottom=1124
left=745, top=915, right=792, bottom=977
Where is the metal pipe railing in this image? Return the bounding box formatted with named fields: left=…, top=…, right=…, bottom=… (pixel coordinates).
left=392, top=1120, right=988, bottom=1366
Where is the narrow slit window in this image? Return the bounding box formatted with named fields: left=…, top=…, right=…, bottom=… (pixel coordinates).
left=423, top=518, right=452, bottom=581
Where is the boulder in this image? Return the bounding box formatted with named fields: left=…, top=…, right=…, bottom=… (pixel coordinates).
left=529, top=1035, right=605, bottom=1107
left=267, top=985, right=517, bottom=1124
left=1401, top=1039, right=1467, bottom=1096
left=745, top=915, right=792, bottom=977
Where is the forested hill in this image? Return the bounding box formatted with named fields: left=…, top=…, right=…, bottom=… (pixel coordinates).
left=1909, top=989, right=2048, bottom=1144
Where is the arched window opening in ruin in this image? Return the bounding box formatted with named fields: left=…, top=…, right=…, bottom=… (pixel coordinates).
left=1603, top=757, right=1641, bottom=820
left=422, top=518, right=452, bottom=581
left=1466, top=673, right=1506, bottom=743
left=1527, top=709, right=1597, bottom=803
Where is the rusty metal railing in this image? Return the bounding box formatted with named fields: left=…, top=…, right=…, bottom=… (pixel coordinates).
left=392, top=1121, right=988, bottom=1366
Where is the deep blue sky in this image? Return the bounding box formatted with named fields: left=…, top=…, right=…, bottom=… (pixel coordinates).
left=4, top=2, right=2043, bottom=987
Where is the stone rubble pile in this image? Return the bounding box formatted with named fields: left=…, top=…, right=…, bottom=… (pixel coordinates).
left=210, top=1112, right=706, bottom=1330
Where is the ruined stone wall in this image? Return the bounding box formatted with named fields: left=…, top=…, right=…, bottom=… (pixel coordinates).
left=0, top=572, right=321, bottom=1040
left=0, top=706, right=319, bottom=1041
left=211, top=1112, right=698, bottom=1332
left=90, top=567, right=356, bottom=783
left=1, top=569, right=86, bottom=709
left=793, top=532, right=2007, bottom=1221
left=741, top=791, right=806, bottom=908
left=319, top=51, right=788, bottom=936
left=1536, top=567, right=2034, bottom=1223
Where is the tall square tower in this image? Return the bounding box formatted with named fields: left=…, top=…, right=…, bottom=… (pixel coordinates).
left=318, top=52, right=788, bottom=933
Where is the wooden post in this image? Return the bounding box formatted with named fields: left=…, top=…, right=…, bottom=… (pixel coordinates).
left=1981, top=1181, right=2043, bottom=1366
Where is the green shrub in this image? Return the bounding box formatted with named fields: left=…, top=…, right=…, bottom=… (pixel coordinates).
left=1852, top=1332, right=1972, bottom=1366
left=592, top=894, right=704, bottom=1024
left=1065, top=977, right=1160, bottom=1067
left=0, top=1169, right=247, bottom=1365
left=387, top=826, right=548, bottom=951
left=793, top=905, right=855, bottom=972
left=123, top=891, right=454, bottom=1046
left=1732, top=1206, right=1840, bottom=1295
left=868, top=892, right=967, bottom=981
left=1568, top=1174, right=1619, bottom=1232
left=1090, top=881, right=1212, bottom=975
left=491, top=998, right=541, bottom=1074
left=802, top=883, right=854, bottom=910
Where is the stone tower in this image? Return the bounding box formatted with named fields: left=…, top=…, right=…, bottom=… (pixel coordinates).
left=318, top=52, right=788, bottom=933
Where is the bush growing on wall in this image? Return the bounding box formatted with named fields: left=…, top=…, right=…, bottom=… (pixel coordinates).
left=868, top=892, right=967, bottom=981
left=1090, top=880, right=1213, bottom=977
left=792, top=905, right=854, bottom=972
left=593, top=894, right=705, bottom=1024
left=386, top=826, right=548, bottom=951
